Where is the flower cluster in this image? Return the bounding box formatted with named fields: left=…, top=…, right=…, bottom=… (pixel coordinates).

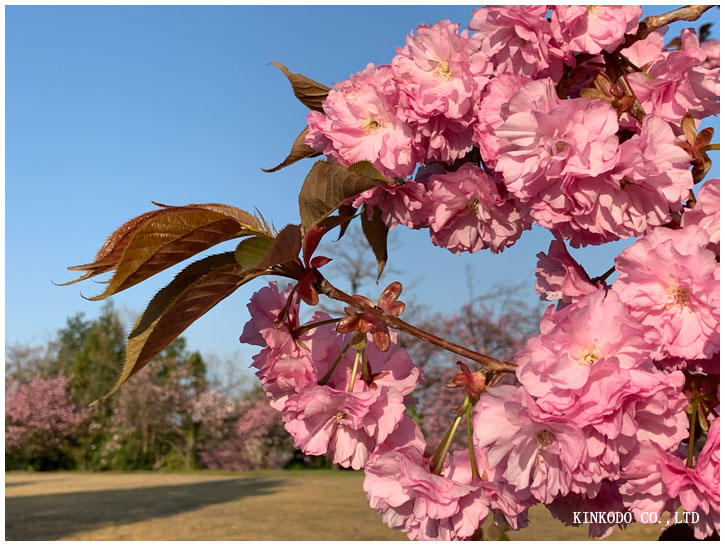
left=242, top=4, right=720, bottom=541
left=305, top=5, right=716, bottom=252
left=242, top=282, right=422, bottom=470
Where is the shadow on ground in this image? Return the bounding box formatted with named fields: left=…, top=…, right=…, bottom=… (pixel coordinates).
left=5, top=476, right=283, bottom=540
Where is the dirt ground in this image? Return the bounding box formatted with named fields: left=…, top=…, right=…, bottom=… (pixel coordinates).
left=6, top=470, right=664, bottom=541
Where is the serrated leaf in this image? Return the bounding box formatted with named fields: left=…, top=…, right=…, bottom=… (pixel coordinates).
left=235, top=235, right=274, bottom=270
left=347, top=161, right=393, bottom=184
left=361, top=205, right=388, bottom=281
left=269, top=62, right=330, bottom=112
left=337, top=204, right=358, bottom=241
left=106, top=252, right=264, bottom=397
left=61, top=209, right=168, bottom=285
left=257, top=224, right=302, bottom=269
left=66, top=203, right=270, bottom=300
left=262, top=127, right=321, bottom=173
left=298, top=161, right=386, bottom=230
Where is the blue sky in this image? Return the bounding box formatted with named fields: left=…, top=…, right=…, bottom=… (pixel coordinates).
left=6, top=5, right=720, bottom=380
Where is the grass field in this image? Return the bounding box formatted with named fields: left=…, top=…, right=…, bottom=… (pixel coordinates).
left=6, top=470, right=664, bottom=541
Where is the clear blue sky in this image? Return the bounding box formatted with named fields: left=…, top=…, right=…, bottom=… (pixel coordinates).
left=6, top=6, right=720, bottom=379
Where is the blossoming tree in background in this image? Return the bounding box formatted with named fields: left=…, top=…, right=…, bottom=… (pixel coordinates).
left=64, top=5, right=719, bottom=540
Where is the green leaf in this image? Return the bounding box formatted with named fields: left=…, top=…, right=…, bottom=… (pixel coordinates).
left=298, top=161, right=386, bottom=230
left=235, top=235, right=274, bottom=270
left=262, top=127, right=321, bottom=173
left=360, top=205, right=389, bottom=281
left=105, top=252, right=264, bottom=398
left=269, top=62, right=330, bottom=112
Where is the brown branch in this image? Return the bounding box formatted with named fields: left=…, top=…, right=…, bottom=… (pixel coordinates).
left=591, top=265, right=616, bottom=285
left=316, top=277, right=517, bottom=374
left=620, top=5, right=716, bottom=50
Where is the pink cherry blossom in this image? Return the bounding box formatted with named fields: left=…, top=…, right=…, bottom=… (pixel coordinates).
left=628, top=29, right=720, bottom=124
left=392, top=20, right=489, bottom=164
left=363, top=442, right=486, bottom=540
left=252, top=349, right=316, bottom=411
left=426, top=163, right=532, bottom=254
left=444, top=448, right=531, bottom=530
left=239, top=281, right=298, bottom=353
left=283, top=383, right=406, bottom=470
left=620, top=28, right=666, bottom=68
left=277, top=326, right=421, bottom=470
left=619, top=441, right=678, bottom=520
left=547, top=481, right=629, bottom=538
left=515, top=290, right=657, bottom=408
left=535, top=238, right=598, bottom=306
left=614, top=225, right=720, bottom=360
left=551, top=5, right=641, bottom=55
left=559, top=115, right=693, bottom=245
left=494, top=80, right=622, bottom=244
left=661, top=418, right=720, bottom=539
left=472, top=73, right=532, bottom=164
left=472, top=384, right=587, bottom=504
left=305, top=63, right=416, bottom=178
left=683, top=178, right=720, bottom=250
left=469, top=6, right=565, bottom=79
left=352, top=178, right=431, bottom=229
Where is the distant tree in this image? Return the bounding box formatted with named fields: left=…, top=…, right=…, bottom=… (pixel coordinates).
left=196, top=387, right=294, bottom=471
left=5, top=373, right=92, bottom=470
left=52, top=301, right=126, bottom=405
left=410, top=283, right=541, bottom=450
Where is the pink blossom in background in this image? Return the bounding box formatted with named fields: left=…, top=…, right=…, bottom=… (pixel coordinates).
left=426, top=163, right=532, bottom=254
left=305, top=64, right=416, bottom=178
left=683, top=178, right=720, bottom=251
left=614, top=225, right=720, bottom=361
left=5, top=373, right=90, bottom=456
left=551, top=5, right=641, bottom=55
left=534, top=238, right=598, bottom=306
left=469, top=6, right=565, bottom=79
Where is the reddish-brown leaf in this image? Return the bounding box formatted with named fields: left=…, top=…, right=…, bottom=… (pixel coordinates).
left=361, top=204, right=389, bottom=280
left=65, top=203, right=269, bottom=299
left=106, top=252, right=263, bottom=397
left=269, top=62, right=330, bottom=112
left=298, top=161, right=386, bottom=230
left=257, top=224, right=302, bottom=269
left=62, top=209, right=167, bottom=285
left=262, top=127, right=321, bottom=173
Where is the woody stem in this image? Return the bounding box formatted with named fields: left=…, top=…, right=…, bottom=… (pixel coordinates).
left=686, top=397, right=699, bottom=468
left=318, top=339, right=352, bottom=386
left=316, top=277, right=516, bottom=373
left=619, top=5, right=716, bottom=50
